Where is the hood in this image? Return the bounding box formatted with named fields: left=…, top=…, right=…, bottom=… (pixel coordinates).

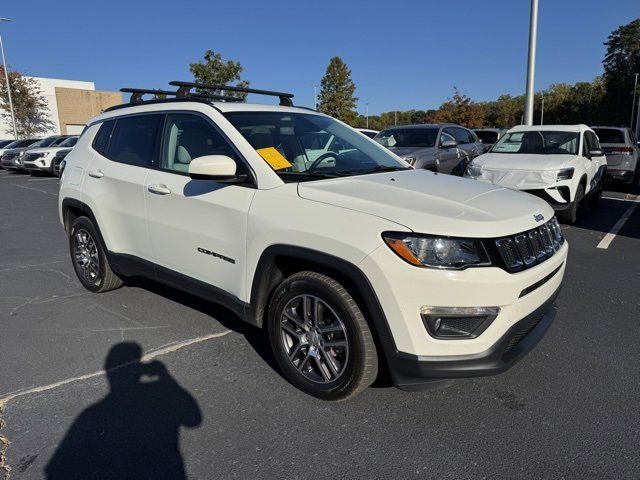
left=27, top=146, right=64, bottom=155
left=387, top=146, right=436, bottom=158
left=473, top=152, right=575, bottom=171
left=297, top=169, right=553, bottom=238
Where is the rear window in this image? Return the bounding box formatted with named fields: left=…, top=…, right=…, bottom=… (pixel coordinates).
left=474, top=130, right=499, bottom=144
left=593, top=128, right=625, bottom=144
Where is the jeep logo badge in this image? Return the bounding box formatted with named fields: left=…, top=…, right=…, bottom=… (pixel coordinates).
left=534, top=213, right=544, bottom=222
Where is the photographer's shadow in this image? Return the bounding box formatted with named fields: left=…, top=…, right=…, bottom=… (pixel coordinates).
left=45, top=342, right=202, bottom=480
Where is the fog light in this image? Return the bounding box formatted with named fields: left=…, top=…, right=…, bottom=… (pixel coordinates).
left=420, top=306, right=500, bottom=339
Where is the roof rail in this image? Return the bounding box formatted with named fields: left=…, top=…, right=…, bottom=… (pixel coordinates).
left=120, top=87, right=240, bottom=104
left=169, top=81, right=294, bottom=106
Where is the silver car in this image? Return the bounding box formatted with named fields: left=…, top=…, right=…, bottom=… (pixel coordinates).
left=591, top=126, right=639, bottom=189
left=374, top=124, right=484, bottom=176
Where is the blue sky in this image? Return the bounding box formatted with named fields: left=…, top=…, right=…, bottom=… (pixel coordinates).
left=1, top=1, right=638, bottom=114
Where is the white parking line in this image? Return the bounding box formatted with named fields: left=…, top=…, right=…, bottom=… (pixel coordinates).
left=597, top=196, right=639, bottom=249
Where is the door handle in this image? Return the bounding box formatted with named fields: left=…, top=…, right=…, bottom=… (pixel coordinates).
left=88, top=169, right=104, bottom=179
left=147, top=184, right=172, bottom=195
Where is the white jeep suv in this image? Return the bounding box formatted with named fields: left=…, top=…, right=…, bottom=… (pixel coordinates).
left=465, top=125, right=607, bottom=224
left=59, top=82, right=568, bottom=400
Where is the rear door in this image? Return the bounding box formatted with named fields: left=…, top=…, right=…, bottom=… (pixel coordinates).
left=84, top=114, right=162, bottom=259
left=144, top=112, right=256, bottom=299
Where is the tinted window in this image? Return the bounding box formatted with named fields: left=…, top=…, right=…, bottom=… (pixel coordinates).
left=584, top=131, right=601, bottom=155
left=451, top=127, right=473, bottom=144
left=474, top=130, right=499, bottom=144
left=0, top=140, right=13, bottom=148
left=29, top=136, right=61, bottom=148
left=58, top=137, right=78, bottom=148
left=592, top=128, right=625, bottom=144
left=161, top=114, right=239, bottom=174
left=374, top=128, right=438, bottom=148
left=107, top=115, right=162, bottom=167
left=93, top=120, right=115, bottom=156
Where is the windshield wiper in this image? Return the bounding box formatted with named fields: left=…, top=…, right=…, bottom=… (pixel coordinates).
left=278, top=171, right=342, bottom=179
left=335, top=165, right=410, bottom=176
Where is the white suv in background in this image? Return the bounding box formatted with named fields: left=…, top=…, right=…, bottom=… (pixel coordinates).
left=23, top=136, right=79, bottom=175
left=465, top=125, right=607, bottom=224
left=59, top=82, right=568, bottom=400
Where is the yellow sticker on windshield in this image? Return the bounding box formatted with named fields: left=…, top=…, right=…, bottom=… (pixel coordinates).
left=256, top=147, right=292, bottom=170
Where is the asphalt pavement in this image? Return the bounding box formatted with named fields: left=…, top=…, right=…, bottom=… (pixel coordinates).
left=1, top=169, right=639, bottom=479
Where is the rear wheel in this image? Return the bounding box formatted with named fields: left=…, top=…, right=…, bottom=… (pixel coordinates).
left=267, top=271, right=378, bottom=401
left=559, top=183, right=584, bottom=225
left=69, top=216, right=123, bottom=293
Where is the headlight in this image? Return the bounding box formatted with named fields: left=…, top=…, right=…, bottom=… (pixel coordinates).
left=382, top=232, right=491, bottom=269
left=465, top=164, right=482, bottom=178
left=557, top=168, right=574, bottom=180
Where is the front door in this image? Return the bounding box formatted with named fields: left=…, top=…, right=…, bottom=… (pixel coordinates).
left=436, top=128, right=461, bottom=174
left=144, top=112, right=256, bottom=299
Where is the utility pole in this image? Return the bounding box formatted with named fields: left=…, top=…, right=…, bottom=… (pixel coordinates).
left=0, top=18, right=17, bottom=139
left=312, top=84, right=319, bottom=110
left=523, top=0, right=539, bottom=125
left=365, top=102, right=369, bottom=129
left=631, top=73, right=638, bottom=130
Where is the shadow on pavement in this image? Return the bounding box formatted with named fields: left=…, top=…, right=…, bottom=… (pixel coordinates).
left=45, top=342, right=202, bottom=480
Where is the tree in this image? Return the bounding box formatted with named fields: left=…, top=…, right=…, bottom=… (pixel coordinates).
left=189, top=50, right=250, bottom=101
left=601, top=18, right=640, bottom=126
left=0, top=67, right=54, bottom=138
left=428, top=88, right=485, bottom=128
left=318, top=57, right=358, bottom=125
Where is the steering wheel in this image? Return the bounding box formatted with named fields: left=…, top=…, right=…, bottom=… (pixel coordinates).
left=307, top=151, right=340, bottom=172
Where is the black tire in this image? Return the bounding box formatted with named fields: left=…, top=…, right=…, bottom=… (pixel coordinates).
left=559, top=183, right=584, bottom=225
left=69, top=216, right=123, bottom=293
left=587, top=179, right=603, bottom=209
left=267, top=271, right=378, bottom=401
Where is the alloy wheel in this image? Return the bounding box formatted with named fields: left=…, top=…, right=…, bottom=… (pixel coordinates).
left=73, top=229, right=100, bottom=284
left=279, top=294, right=349, bottom=384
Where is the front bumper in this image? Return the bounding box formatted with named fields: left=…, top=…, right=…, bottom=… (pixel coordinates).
left=523, top=188, right=572, bottom=212
left=1, top=156, right=24, bottom=170
left=387, top=284, right=559, bottom=390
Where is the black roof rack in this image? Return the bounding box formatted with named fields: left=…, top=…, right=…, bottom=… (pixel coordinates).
left=169, top=81, right=294, bottom=106
left=120, top=87, right=240, bottom=104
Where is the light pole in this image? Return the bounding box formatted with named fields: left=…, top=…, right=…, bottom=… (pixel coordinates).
left=523, top=0, right=539, bottom=125
left=0, top=18, right=17, bottom=139
left=630, top=73, right=638, bottom=130
left=365, top=102, right=369, bottom=129
left=540, top=92, right=544, bottom=125
left=312, top=84, right=319, bottom=110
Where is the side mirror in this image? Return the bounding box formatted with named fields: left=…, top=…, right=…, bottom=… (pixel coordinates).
left=188, top=155, right=240, bottom=181
left=588, top=149, right=604, bottom=158
left=441, top=139, right=457, bottom=149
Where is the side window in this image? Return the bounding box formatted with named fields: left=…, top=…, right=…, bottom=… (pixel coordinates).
left=452, top=127, right=471, bottom=144
left=92, top=120, right=115, bottom=156
left=107, top=115, right=162, bottom=167
left=440, top=129, right=456, bottom=145
left=465, top=129, right=477, bottom=143
left=160, top=114, right=240, bottom=174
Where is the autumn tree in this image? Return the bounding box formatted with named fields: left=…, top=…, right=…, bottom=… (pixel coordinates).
left=0, top=67, right=54, bottom=138
left=318, top=57, right=358, bottom=125
left=189, top=50, right=250, bottom=101
left=428, top=88, right=485, bottom=128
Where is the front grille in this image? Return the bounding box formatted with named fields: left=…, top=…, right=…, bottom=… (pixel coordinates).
left=495, top=218, right=564, bottom=272
left=3, top=152, right=18, bottom=160
left=25, top=153, right=43, bottom=162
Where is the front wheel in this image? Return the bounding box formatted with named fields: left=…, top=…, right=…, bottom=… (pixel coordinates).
left=69, top=216, right=123, bottom=293
left=267, top=271, right=378, bottom=401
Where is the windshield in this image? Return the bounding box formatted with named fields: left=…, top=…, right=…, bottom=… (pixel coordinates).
left=592, top=128, right=625, bottom=144
left=474, top=130, right=499, bottom=144
left=30, top=136, right=61, bottom=148
left=0, top=140, right=13, bottom=148
left=374, top=128, right=438, bottom=148
left=492, top=131, right=579, bottom=155
left=224, top=112, right=407, bottom=180
left=58, top=136, right=78, bottom=147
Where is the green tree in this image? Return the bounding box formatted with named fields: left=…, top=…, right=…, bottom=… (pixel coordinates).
left=318, top=57, right=358, bottom=125
left=189, top=50, right=250, bottom=101
left=0, top=67, right=54, bottom=138
left=601, top=18, right=640, bottom=125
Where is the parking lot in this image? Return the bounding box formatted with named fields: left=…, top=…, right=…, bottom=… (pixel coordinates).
left=1, top=169, right=639, bottom=479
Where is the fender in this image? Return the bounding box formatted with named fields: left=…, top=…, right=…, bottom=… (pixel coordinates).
left=248, top=244, right=398, bottom=365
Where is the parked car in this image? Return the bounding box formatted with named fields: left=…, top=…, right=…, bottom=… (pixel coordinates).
left=59, top=82, right=566, bottom=400
left=474, top=128, right=507, bottom=152
left=356, top=128, right=379, bottom=139
left=465, top=125, right=607, bottom=224
left=52, top=148, right=73, bottom=177
left=0, top=138, right=43, bottom=171
left=0, top=139, right=15, bottom=149
left=23, top=136, right=79, bottom=175
left=591, top=126, right=639, bottom=189
left=374, top=124, right=484, bottom=176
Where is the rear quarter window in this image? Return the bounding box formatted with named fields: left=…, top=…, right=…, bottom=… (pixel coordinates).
left=93, top=120, right=116, bottom=156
